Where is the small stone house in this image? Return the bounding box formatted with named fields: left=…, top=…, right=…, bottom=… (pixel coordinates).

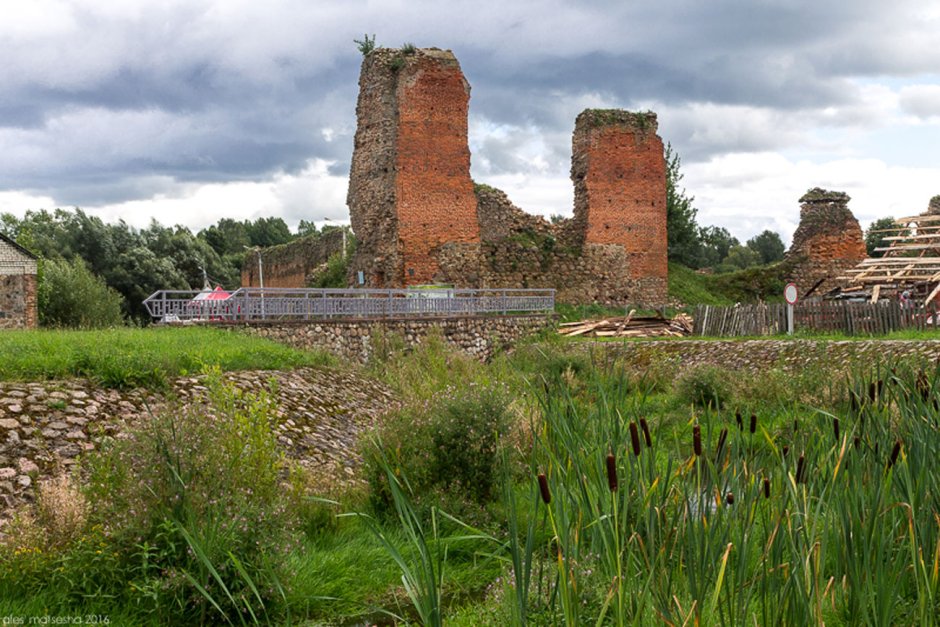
left=0, top=233, right=38, bottom=329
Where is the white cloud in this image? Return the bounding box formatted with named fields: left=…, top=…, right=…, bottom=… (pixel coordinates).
left=899, top=84, right=940, bottom=121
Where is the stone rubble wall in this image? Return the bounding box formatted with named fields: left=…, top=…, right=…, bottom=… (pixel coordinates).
left=601, top=338, right=940, bottom=374
left=0, top=368, right=397, bottom=521
left=232, top=314, right=553, bottom=362
left=0, top=237, right=38, bottom=329
left=241, top=229, right=347, bottom=288
left=785, top=188, right=867, bottom=298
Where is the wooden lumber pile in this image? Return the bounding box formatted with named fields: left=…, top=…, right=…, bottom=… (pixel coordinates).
left=558, top=311, right=694, bottom=338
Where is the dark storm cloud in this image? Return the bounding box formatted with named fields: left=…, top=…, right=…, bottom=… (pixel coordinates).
left=0, top=0, right=936, bottom=212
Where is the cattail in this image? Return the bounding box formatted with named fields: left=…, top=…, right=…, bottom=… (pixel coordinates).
left=715, top=427, right=728, bottom=459
left=726, top=492, right=735, bottom=505
left=868, top=380, right=883, bottom=403
left=629, top=422, right=641, bottom=457
left=606, top=454, right=618, bottom=492
left=853, top=436, right=860, bottom=450
left=833, top=417, right=840, bottom=441
left=796, top=453, right=806, bottom=484
left=538, top=473, right=551, bottom=504
left=793, top=419, right=799, bottom=433
left=782, top=445, right=790, bottom=458
left=640, top=418, right=652, bottom=448
left=763, top=477, right=771, bottom=499
left=750, top=413, right=757, bottom=434
left=887, top=440, right=902, bottom=469
left=693, top=425, right=702, bottom=457
left=735, top=411, right=743, bottom=430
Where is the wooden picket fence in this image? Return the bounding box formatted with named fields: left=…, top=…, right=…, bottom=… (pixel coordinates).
left=693, top=301, right=938, bottom=337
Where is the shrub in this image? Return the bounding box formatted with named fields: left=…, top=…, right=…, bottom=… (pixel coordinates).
left=364, top=383, right=511, bottom=522
left=0, top=369, right=298, bottom=623
left=38, top=257, right=125, bottom=328
left=675, top=363, right=732, bottom=408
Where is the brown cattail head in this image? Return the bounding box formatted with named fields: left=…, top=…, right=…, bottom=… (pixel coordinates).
left=693, top=425, right=702, bottom=457
left=796, top=453, right=806, bottom=484
left=763, top=477, right=771, bottom=499
left=629, top=422, right=641, bottom=457
left=749, top=413, right=757, bottom=434
left=853, top=436, right=860, bottom=450
left=833, top=417, right=840, bottom=441
left=783, top=445, right=790, bottom=458
left=538, top=473, right=551, bottom=504
left=735, top=411, right=743, bottom=430
left=640, top=418, right=652, bottom=448
left=888, top=439, right=902, bottom=469
left=715, top=428, right=728, bottom=459
left=726, top=492, right=735, bottom=505
left=606, top=454, right=618, bottom=492
left=793, top=419, right=799, bottom=433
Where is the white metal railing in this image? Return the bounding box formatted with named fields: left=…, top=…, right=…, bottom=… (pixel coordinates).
left=143, top=287, right=555, bottom=322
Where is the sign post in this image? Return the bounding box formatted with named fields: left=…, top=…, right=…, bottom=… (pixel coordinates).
left=784, top=283, right=799, bottom=335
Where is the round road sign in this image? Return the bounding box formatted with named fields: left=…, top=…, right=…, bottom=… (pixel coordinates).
left=784, top=283, right=799, bottom=305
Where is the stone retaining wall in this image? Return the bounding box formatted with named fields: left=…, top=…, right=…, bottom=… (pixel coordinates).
left=230, top=313, right=552, bottom=362
left=602, top=338, right=940, bottom=373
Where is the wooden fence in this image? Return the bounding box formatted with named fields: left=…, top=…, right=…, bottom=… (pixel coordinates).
left=693, top=301, right=939, bottom=337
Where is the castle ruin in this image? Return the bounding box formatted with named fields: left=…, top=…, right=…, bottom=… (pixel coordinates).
left=346, top=47, right=668, bottom=304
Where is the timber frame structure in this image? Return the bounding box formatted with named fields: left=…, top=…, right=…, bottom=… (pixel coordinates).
left=838, top=213, right=940, bottom=305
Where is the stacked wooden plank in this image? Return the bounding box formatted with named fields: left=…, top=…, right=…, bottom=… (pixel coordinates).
left=559, top=311, right=694, bottom=338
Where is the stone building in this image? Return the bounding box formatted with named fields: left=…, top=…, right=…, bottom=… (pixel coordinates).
left=785, top=188, right=867, bottom=298
left=0, top=234, right=38, bottom=329
left=345, top=47, right=668, bottom=305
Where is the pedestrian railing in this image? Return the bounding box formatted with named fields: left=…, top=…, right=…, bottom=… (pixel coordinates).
left=143, top=287, right=555, bottom=322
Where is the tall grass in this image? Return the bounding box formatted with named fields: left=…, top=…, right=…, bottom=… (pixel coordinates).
left=0, top=326, right=334, bottom=388
left=497, top=359, right=940, bottom=624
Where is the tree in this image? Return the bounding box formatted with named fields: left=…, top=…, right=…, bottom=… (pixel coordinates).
left=665, top=143, right=704, bottom=267
left=38, top=258, right=124, bottom=328
left=746, top=230, right=786, bottom=265
left=698, top=226, right=739, bottom=268
left=865, top=216, right=897, bottom=257
left=246, top=217, right=292, bottom=248
left=721, top=245, right=762, bottom=271
left=297, top=219, right=319, bottom=237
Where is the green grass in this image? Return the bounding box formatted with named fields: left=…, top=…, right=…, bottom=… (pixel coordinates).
left=668, top=261, right=790, bottom=306
left=0, top=326, right=335, bottom=389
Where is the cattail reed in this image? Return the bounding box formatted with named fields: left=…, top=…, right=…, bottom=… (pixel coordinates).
left=715, top=427, right=728, bottom=459
left=606, top=454, right=618, bottom=491
left=796, top=453, right=806, bottom=484
left=763, top=477, right=771, bottom=499
left=782, top=445, right=790, bottom=457
left=750, top=413, right=757, bottom=434
left=538, top=473, right=551, bottom=504
left=868, top=380, right=883, bottom=403
left=726, top=492, right=735, bottom=505
left=640, top=418, right=652, bottom=448
left=853, top=436, right=860, bottom=450
left=629, top=422, right=641, bottom=457
left=735, top=411, right=743, bottom=430
left=693, top=425, right=702, bottom=457
left=833, top=417, right=840, bottom=441
left=888, top=440, right=902, bottom=469
left=793, top=419, right=799, bottom=433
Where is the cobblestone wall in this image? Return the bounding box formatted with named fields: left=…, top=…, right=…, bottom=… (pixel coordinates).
left=233, top=314, right=552, bottom=362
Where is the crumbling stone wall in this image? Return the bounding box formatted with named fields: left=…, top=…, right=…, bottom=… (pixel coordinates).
left=785, top=188, right=866, bottom=298
left=0, top=237, right=38, bottom=330
left=347, top=48, right=480, bottom=287
left=242, top=229, right=347, bottom=288
left=346, top=46, right=669, bottom=305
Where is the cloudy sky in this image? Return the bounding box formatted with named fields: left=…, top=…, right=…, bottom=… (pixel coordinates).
left=1, top=0, right=938, bottom=244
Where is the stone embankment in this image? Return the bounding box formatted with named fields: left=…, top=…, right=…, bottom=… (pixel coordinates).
left=0, top=368, right=397, bottom=521
left=232, top=314, right=551, bottom=362
left=603, top=338, right=940, bottom=372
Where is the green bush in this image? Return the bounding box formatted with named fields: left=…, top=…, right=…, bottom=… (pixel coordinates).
left=38, top=257, right=125, bottom=328
left=675, top=363, right=732, bottom=408
left=365, top=384, right=511, bottom=522
left=0, top=369, right=297, bottom=623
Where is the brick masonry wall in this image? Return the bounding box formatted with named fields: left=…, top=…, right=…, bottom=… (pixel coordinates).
left=395, top=50, right=479, bottom=284
left=785, top=188, right=867, bottom=298
left=230, top=314, right=552, bottom=362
